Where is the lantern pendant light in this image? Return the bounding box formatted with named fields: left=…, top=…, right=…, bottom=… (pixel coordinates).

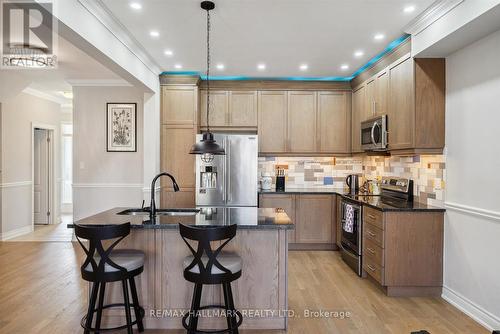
left=189, top=0, right=225, bottom=162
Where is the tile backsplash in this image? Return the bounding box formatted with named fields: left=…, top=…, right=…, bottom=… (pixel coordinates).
left=258, top=155, right=446, bottom=207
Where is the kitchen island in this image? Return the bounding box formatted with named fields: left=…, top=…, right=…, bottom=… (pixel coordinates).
left=69, top=207, right=293, bottom=330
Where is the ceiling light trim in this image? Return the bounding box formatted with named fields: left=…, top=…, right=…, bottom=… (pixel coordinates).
left=403, top=0, right=465, bottom=36
left=77, top=0, right=162, bottom=75
left=160, top=34, right=409, bottom=82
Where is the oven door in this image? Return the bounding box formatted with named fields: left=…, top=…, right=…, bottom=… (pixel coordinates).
left=340, top=200, right=361, bottom=255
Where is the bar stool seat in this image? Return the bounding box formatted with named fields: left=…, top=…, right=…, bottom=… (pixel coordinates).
left=84, top=249, right=145, bottom=273
left=183, top=253, right=242, bottom=275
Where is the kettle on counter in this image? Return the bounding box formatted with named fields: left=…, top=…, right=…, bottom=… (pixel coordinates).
left=346, top=174, right=360, bottom=195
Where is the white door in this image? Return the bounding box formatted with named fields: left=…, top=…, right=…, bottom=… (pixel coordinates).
left=34, top=129, right=50, bottom=224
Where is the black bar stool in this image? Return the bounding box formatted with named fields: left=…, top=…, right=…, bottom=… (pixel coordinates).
left=75, top=223, right=145, bottom=334
left=179, top=223, right=243, bottom=334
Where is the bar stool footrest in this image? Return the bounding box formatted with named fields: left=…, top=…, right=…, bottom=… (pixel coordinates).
left=80, top=302, right=145, bottom=332
left=182, top=304, right=242, bottom=334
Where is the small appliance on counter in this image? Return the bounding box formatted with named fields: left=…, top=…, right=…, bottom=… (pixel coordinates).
left=345, top=174, right=360, bottom=195
left=275, top=168, right=286, bottom=192
left=261, top=172, right=272, bottom=191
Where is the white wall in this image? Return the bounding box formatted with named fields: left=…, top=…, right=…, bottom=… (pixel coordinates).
left=0, top=92, right=63, bottom=239
left=444, top=28, right=500, bottom=331
left=72, top=86, right=145, bottom=220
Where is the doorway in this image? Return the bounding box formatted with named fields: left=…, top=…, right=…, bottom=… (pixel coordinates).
left=32, top=126, right=54, bottom=225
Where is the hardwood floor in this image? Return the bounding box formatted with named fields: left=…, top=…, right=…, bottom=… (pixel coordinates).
left=7, top=216, right=74, bottom=242
left=0, top=242, right=487, bottom=333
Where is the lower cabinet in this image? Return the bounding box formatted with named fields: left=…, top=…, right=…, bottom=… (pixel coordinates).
left=362, top=206, right=444, bottom=297
left=161, top=189, right=196, bottom=208
left=259, top=193, right=337, bottom=249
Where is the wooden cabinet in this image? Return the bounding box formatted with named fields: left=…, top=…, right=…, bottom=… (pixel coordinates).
left=336, top=195, right=342, bottom=247
left=353, top=54, right=445, bottom=155
left=351, top=85, right=365, bottom=153
left=229, top=91, right=258, bottom=127
left=161, top=126, right=196, bottom=189
left=161, top=189, right=196, bottom=208
left=295, top=195, right=333, bottom=244
left=200, top=90, right=228, bottom=128
left=258, top=194, right=296, bottom=242
left=259, top=193, right=337, bottom=249
left=161, top=87, right=197, bottom=125
left=258, top=91, right=288, bottom=153
left=287, top=91, right=317, bottom=153
left=317, top=91, right=351, bottom=153
left=362, top=206, right=444, bottom=297
left=200, top=90, right=257, bottom=130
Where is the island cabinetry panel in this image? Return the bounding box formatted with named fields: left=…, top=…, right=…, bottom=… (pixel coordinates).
left=258, top=91, right=288, bottom=153
left=200, top=90, right=258, bottom=130
left=259, top=193, right=337, bottom=249
left=362, top=208, right=444, bottom=297
left=258, top=193, right=296, bottom=242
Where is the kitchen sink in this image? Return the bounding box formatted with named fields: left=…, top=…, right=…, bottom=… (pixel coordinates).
left=117, top=208, right=200, bottom=216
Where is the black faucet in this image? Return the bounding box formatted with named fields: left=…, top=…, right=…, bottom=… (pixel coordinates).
left=150, top=172, right=180, bottom=217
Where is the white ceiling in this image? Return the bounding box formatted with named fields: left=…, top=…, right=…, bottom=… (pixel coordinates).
left=102, top=0, right=434, bottom=78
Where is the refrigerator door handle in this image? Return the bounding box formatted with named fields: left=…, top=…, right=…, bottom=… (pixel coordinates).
left=227, top=141, right=232, bottom=203
left=222, top=138, right=227, bottom=203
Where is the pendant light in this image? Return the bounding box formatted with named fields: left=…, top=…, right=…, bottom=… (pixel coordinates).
left=189, top=0, right=225, bottom=162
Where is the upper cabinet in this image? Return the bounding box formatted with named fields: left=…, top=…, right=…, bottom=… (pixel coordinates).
left=259, top=90, right=351, bottom=156
left=162, top=86, right=197, bottom=125
left=352, top=54, right=445, bottom=155
left=317, top=91, right=351, bottom=154
left=258, top=91, right=288, bottom=153
left=200, top=90, right=257, bottom=130
left=288, top=91, right=317, bottom=153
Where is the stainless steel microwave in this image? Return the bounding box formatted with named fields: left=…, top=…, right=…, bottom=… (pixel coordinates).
left=361, top=115, right=388, bottom=151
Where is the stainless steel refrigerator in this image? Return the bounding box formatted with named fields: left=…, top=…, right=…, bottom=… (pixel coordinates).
left=195, top=134, right=258, bottom=207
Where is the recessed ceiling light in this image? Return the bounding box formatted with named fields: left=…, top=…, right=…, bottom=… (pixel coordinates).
left=404, top=5, right=416, bottom=13
left=174, top=64, right=182, bottom=69
left=299, top=64, right=308, bottom=71
left=149, top=30, right=160, bottom=38
left=164, top=50, right=173, bottom=56
left=257, top=63, right=266, bottom=71
left=216, top=63, right=225, bottom=70
left=354, top=50, right=364, bottom=58
left=341, top=64, right=349, bottom=71
left=374, top=33, right=385, bottom=41
left=130, top=2, right=142, bottom=10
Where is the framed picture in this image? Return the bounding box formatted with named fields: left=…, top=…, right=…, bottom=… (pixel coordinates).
left=106, top=103, right=137, bottom=152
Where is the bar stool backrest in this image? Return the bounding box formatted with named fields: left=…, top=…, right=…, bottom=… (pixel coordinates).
left=179, top=224, right=238, bottom=283
left=75, top=223, right=131, bottom=281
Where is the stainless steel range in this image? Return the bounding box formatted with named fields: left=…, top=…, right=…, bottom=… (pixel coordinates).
left=340, top=176, right=414, bottom=276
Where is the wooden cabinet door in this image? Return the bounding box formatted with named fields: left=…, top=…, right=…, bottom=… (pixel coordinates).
left=258, top=91, right=287, bottom=153
left=352, top=85, right=365, bottom=153
left=161, top=189, right=195, bottom=208
left=318, top=91, right=350, bottom=153
left=374, top=70, right=388, bottom=117
left=336, top=195, right=342, bottom=247
left=388, top=56, right=414, bottom=150
left=259, top=194, right=296, bottom=243
left=161, top=87, right=197, bottom=125
left=288, top=91, right=317, bottom=153
left=365, top=78, right=376, bottom=120
left=161, top=126, right=196, bottom=188
left=296, top=195, right=333, bottom=244
left=229, top=91, right=257, bottom=127
left=200, top=90, right=228, bottom=127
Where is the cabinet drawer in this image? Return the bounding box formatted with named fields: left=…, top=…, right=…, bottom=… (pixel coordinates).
left=364, top=223, right=384, bottom=248
left=363, top=206, right=384, bottom=230
left=363, top=256, right=384, bottom=285
left=363, top=238, right=384, bottom=267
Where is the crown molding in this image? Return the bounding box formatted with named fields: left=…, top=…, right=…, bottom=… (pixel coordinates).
left=22, top=87, right=68, bottom=105
left=77, top=0, right=162, bottom=75
left=66, top=79, right=132, bottom=87
left=404, top=0, right=464, bottom=36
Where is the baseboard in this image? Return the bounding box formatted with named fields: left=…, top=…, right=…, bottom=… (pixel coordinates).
left=0, top=225, right=34, bottom=241
left=442, top=285, right=500, bottom=332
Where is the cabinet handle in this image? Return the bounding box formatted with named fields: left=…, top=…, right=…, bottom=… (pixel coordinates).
left=368, top=214, right=376, bottom=219
left=367, top=264, right=376, bottom=272
left=367, top=231, right=376, bottom=237
left=367, top=247, right=375, bottom=254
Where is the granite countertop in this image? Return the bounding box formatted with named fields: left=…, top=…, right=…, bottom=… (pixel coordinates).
left=259, top=188, right=445, bottom=212
left=68, top=207, right=294, bottom=230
